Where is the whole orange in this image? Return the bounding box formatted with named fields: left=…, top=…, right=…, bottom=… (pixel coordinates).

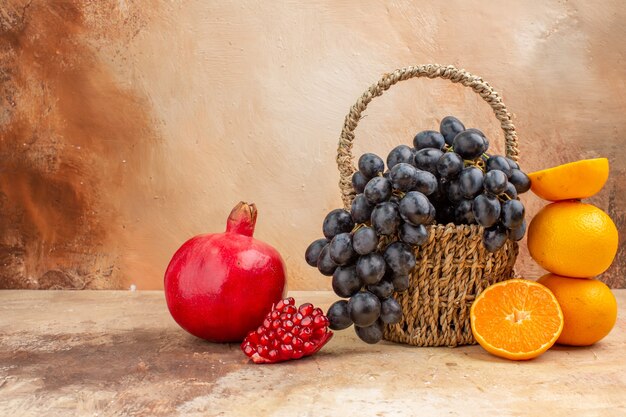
left=537, top=274, right=618, bottom=346
left=527, top=201, right=618, bottom=278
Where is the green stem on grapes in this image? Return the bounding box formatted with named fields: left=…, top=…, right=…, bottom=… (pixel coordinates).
left=351, top=223, right=369, bottom=233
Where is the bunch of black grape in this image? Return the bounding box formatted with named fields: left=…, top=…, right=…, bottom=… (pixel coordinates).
left=430, top=116, right=530, bottom=250
left=305, top=153, right=436, bottom=344
left=305, top=115, right=531, bottom=344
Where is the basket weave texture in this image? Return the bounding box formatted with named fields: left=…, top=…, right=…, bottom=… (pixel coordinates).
left=336, top=64, right=519, bottom=347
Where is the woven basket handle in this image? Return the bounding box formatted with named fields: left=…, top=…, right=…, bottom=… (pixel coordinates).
left=336, top=64, right=519, bottom=209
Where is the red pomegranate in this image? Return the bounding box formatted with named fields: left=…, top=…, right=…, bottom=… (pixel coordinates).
left=164, top=202, right=286, bottom=342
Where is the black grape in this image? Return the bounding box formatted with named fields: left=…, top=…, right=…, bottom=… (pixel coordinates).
left=503, top=182, right=518, bottom=199
left=387, top=145, right=415, bottom=169
left=509, top=219, right=527, bottom=241
left=317, top=244, right=338, bottom=276
left=305, top=238, right=329, bottom=267
left=322, top=209, right=354, bottom=239
left=458, top=167, right=484, bottom=199
left=398, top=191, right=431, bottom=226
left=329, top=232, right=356, bottom=265
left=505, top=157, right=520, bottom=170
left=414, top=148, right=444, bottom=175
left=348, top=292, right=381, bottom=327
left=486, top=155, right=513, bottom=178
left=453, top=129, right=488, bottom=160
left=352, top=171, right=368, bottom=193
left=472, top=194, right=501, bottom=228
left=356, top=252, right=386, bottom=285
left=364, top=176, right=392, bottom=204
left=483, top=224, right=508, bottom=252
left=367, top=280, right=394, bottom=300
left=327, top=300, right=353, bottom=330
left=351, top=194, right=374, bottom=224
left=414, top=130, right=445, bottom=150
left=391, top=274, right=410, bottom=292
left=354, top=320, right=384, bottom=344
left=454, top=199, right=476, bottom=225
left=437, top=152, right=464, bottom=178
left=412, top=170, right=438, bottom=196
left=384, top=241, right=416, bottom=275
left=371, top=202, right=401, bottom=235
left=332, top=265, right=361, bottom=298
left=484, top=170, right=508, bottom=195
left=358, top=153, right=385, bottom=179
left=390, top=163, right=418, bottom=192
left=509, top=169, right=531, bottom=194
left=446, top=180, right=464, bottom=203
left=440, top=116, right=466, bottom=146
left=399, top=223, right=429, bottom=246
left=352, top=226, right=379, bottom=255
left=380, top=297, right=402, bottom=324
left=501, top=199, right=525, bottom=229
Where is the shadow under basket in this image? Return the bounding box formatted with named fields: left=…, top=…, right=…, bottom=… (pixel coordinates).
left=335, top=64, right=522, bottom=347
left=383, top=224, right=518, bottom=347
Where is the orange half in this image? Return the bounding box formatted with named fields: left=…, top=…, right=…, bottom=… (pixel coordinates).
left=470, top=279, right=564, bottom=360
left=528, top=157, right=609, bottom=201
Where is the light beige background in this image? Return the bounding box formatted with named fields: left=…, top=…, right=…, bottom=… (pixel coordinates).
left=1, top=0, right=625, bottom=290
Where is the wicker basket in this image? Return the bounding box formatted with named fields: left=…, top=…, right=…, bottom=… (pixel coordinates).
left=336, top=64, right=520, bottom=347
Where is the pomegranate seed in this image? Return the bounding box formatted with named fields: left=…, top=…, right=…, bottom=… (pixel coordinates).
left=313, top=327, right=327, bottom=337
left=281, top=332, right=293, bottom=344
left=294, top=313, right=303, bottom=324
left=299, top=303, right=314, bottom=316
left=313, top=315, right=328, bottom=327
left=300, top=327, right=312, bottom=341
left=268, top=350, right=279, bottom=361
left=292, top=337, right=303, bottom=349
left=243, top=344, right=255, bottom=356
left=279, top=344, right=294, bottom=359
left=241, top=298, right=333, bottom=364
left=284, top=305, right=297, bottom=315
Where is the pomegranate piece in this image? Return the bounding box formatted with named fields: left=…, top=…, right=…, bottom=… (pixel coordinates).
left=241, top=298, right=333, bottom=364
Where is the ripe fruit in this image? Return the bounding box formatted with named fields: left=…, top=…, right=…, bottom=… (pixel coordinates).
left=348, top=292, right=381, bottom=327
left=164, top=202, right=286, bottom=342
left=536, top=274, right=618, bottom=346
left=470, top=279, right=564, bottom=360
left=355, top=320, right=385, bottom=344
left=527, top=202, right=618, bottom=278
left=327, top=300, right=353, bottom=330
left=241, top=298, right=333, bottom=363
left=528, top=158, right=609, bottom=201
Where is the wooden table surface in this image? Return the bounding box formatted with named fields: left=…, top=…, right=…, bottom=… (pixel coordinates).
left=0, top=290, right=624, bottom=417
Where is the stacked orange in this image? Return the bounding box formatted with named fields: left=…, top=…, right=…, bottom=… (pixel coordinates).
left=527, top=158, right=618, bottom=346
